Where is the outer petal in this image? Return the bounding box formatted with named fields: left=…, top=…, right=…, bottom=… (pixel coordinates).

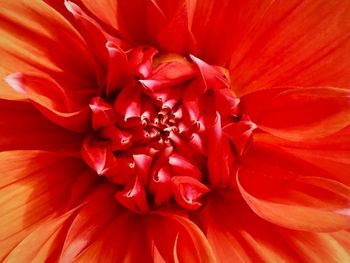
left=238, top=143, right=350, bottom=232
left=79, top=0, right=118, bottom=30
left=254, top=126, right=350, bottom=186
left=0, top=0, right=97, bottom=100
left=192, top=0, right=274, bottom=66
left=59, top=185, right=118, bottom=262
left=116, top=0, right=196, bottom=54
left=5, top=73, right=92, bottom=132
left=2, top=211, right=76, bottom=263
left=227, top=0, right=350, bottom=95
left=193, top=0, right=350, bottom=93
left=0, top=151, right=88, bottom=261
left=199, top=192, right=350, bottom=262
left=0, top=99, right=82, bottom=152
left=74, top=211, right=152, bottom=263
left=148, top=211, right=216, bottom=263
left=241, top=87, right=350, bottom=141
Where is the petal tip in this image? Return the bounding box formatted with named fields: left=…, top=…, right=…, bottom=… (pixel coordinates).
left=4, top=72, right=26, bottom=94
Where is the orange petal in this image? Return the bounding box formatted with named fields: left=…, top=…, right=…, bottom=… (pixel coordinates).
left=241, top=87, right=350, bottom=141
left=5, top=73, right=91, bottom=132
left=237, top=144, right=350, bottom=232
left=200, top=191, right=350, bottom=262
left=0, top=0, right=96, bottom=100
left=74, top=211, right=152, bottom=263
left=3, top=211, right=75, bottom=262
left=80, top=0, right=119, bottom=30
left=277, top=230, right=350, bottom=262
left=59, top=186, right=117, bottom=262
left=0, top=151, right=86, bottom=260
left=255, top=127, right=350, bottom=186
left=228, top=0, right=350, bottom=95
left=148, top=211, right=216, bottom=263
left=200, top=192, right=295, bottom=262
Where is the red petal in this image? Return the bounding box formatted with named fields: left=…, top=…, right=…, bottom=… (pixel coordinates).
left=0, top=99, right=82, bottom=153
left=157, top=1, right=197, bottom=54
left=74, top=211, right=152, bottom=262
left=60, top=187, right=118, bottom=262
left=171, top=176, right=209, bottom=210
left=114, top=81, right=143, bottom=120
left=190, top=55, right=229, bottom=90
left=105, top=40, right=129, bottom=95
left=5, top=73, right=91, bottom=132
left=64, top=0, right=109, bottom=67
left=115, top=176, right=149, bottom=213
left=192, top=0, right=274, bottom=66
left=149, top=165, right=173, bottom=206
left=228, top=0, right=350, bottom=95
left=223, top=115, right=257, bottom=155
left=89, top=96, right=117, bottom=130
left=206, top=112, right=235, bottom=187
left=242, top=87, right=350, bottom=141
left=169, top=153, right=202, bottom=180
left=200, top=191, right=350, bottom=262
left=238, top=144, right=350, bottom=232
left=255, top=127, right=350, bottom=186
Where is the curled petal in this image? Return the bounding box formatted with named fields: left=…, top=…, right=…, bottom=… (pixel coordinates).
left=171, top=176, right=209, bottom=210
left=5, top=73, right=91, bottom=132
left=114, top=81, right=143, bottom=120
left=115, top=176, right=149, bottom=213
left=89, top=96, right=117, bottom=130
left=223, top=114, right=257, bottom=155
left=190, top=55, right=229, bottom=90
left=105, top=41, right=129, bottom=95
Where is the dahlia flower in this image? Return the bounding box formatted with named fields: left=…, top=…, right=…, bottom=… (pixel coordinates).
left=1, top=0, right=350, bottom=262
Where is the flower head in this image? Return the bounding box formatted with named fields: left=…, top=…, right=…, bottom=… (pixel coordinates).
left=1, top=0, right=350, bottom=262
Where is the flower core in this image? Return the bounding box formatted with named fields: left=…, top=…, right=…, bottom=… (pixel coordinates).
left=82, top=47, right=256, bottom=213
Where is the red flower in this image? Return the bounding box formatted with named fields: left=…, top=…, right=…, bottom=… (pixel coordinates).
left=1, top=0, right=350, bottom=262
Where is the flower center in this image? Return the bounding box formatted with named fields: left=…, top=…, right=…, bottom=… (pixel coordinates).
left=82, top=46, right=256, bottom=213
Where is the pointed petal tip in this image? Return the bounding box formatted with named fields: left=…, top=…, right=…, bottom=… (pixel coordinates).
left=4, top=72, right=26, bottom=94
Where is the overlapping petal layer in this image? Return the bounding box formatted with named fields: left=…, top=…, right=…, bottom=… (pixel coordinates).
left=1, top=0, right=350, bottom=262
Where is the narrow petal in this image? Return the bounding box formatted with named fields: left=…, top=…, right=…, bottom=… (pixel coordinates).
left=74, top=211, right=152, bottom=263
left=3, top=211, right=75, bottom=262
left=80, top=0, right=119, bottom=30
left=0, top=151, right=86, bottom=260
left=148, top=211, right=216, bottom=263
left=59, top=186, right=118, bottom=262
left=200, top=191, right=350, bottom=262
